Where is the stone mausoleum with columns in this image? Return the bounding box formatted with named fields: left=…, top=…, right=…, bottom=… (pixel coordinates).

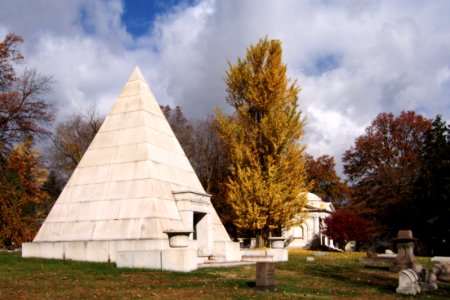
left=283, top=193, right=336, bottom=249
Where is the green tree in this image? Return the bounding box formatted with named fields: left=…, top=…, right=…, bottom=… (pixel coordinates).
left=40, top=170, right=63, bottom=217
left=216, top=37, right=309, bottom=245
left=416, top=115, right=450, bottom=254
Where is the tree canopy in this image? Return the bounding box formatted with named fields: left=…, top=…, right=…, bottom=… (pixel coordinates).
left=414, top=115, right=450, bottom=254
left=0, top=139, right=48, bottom=248
left=48, top=108, right=102, bottom=179
left=305, top=154, right=349, bottom=209
left=0, top=34, right=54, bottom=154
left=343, top=111, right=432, bottom=243
left=216, top=37, right=309, bottom=245
left=0, top=33, right=54, bottom=248
left=323, top=209, right=371, bottom=248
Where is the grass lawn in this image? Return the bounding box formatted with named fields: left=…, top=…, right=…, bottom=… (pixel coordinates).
left=1, top=250, right=449, bottom=299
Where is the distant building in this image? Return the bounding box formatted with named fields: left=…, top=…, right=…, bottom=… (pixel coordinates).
left=283, top=193, right=337, bottom=249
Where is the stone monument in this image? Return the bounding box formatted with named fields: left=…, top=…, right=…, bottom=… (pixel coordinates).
left=22, top=67, right=241, bottom=271
left=390, top=230, right=422, bottom=273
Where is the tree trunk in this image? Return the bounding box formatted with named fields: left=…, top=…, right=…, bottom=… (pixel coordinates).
left=256, top=231, right=265, bottom=248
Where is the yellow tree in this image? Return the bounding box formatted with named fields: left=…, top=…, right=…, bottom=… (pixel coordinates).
left=0, top=139, right=48, bottom=248
left=216, top=37, right=309, bottom=246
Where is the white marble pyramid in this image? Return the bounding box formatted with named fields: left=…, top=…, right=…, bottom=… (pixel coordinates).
left=23, top=67, right=240, bottom=271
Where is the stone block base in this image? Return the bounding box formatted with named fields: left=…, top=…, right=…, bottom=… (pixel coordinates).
left=22, top=239, right=169, bottom=263
left=116, top=248, right=197, bottom=272
left=213, top=241, right=242, bottom=262
left=22, top=242, right=64, bottom=260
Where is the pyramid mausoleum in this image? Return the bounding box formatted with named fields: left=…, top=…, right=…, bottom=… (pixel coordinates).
left=23, top=67, right=241, bottom=271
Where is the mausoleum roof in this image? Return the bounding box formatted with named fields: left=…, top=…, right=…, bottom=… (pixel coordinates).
left=305, top=192, right=334, bottom=213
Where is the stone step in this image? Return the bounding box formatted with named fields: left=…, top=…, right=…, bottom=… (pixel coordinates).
left=198, top=261, right=255, bottom=269
left=241, top=255, right=274, bottom=262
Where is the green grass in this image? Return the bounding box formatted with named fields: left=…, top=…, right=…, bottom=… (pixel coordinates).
left=0, top=250, right=449, bottom=299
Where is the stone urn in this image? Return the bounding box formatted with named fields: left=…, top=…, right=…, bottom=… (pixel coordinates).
left=268, top=237, right=285, bottom=249
left=164, top=229, right=193, bottom=248
left=390, top=230, right=422, bottom=272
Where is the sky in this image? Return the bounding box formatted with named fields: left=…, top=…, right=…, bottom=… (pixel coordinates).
left=1, top=0, right=449, bottom=176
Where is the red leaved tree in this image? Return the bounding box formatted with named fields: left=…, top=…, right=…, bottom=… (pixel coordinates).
left=323, top=209, right=371, bottom=248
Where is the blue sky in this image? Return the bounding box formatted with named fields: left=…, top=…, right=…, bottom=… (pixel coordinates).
left=122, top=0, right=161, bottom=36
left=0, top=0, right=449, bottom=175
left=121, top=0, right=193, bottom=37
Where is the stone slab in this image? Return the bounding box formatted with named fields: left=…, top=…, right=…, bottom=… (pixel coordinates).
left=161, top=248, right=197, bottom=272
left=431, top=256, right=450, bottom=263
left=198, top=261, right=255, bottom=269
left=213, top=241, right=242, bottom=262
left=116, top=248, right=198, bottom=272
left=22, top=242, right=64, bottom=259
left=242, top=255, right=274, bottom=262
left=360, top=256, right=396, bottom=267
left=116, top=250, right=162, bottom=269
left=116, top=251, right=134, bottom=268
left=241, top=249, right=288, bottom=262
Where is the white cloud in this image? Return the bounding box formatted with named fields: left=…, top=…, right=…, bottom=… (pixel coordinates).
left=1, top=0, right=449, bottom=177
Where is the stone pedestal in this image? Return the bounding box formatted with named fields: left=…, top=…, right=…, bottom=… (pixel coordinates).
left=390, top=230, right=422, bottom=273
left=256, top=262, right=275, bottom=289
left=390, top=242, right=422, bottom=272
left=268, top=237, right=285, bottom=249
left=164, top=230, right=192, bottom=248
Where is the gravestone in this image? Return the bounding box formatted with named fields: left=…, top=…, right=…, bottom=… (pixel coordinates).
left=256, top=262, right=275, bottom=289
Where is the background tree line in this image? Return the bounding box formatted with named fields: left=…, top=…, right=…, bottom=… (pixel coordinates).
left=1, top=33, right=448, bottom=255
left=0, top=34, right=54, bottom=248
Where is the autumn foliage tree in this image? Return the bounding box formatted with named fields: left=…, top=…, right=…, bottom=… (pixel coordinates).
left=48, top=108, right=103, bottom=179
left=323, top=209, right=371, bottom=248
left=305, top=154, right=349, bottom=208
left=216, top=38, right=309, bottom=245
left=0, top=140, right=48, bottom=248
left=343, top=111, right=432, bottom=241
left=0, top=33, right=54, bottom=248
left=0, top=33, right=53, bottom=154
